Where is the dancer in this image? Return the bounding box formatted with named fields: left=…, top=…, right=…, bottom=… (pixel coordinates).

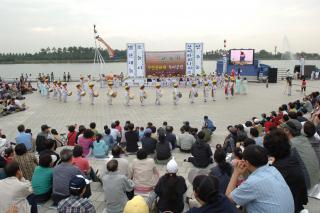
left=88, top=83, right=98, bottom=105
left=235, top=76, right=241, bottom=94
left=211, top=79, right=217, bottom=101
left=107, top=80, right=116, bottom=105
left=230, top=76, right=235, bottom=97
left=173, top=83, right=181, bottom=105
left=203, top=81, right=210, bottom=102
left=44, top=79, right=51, bottom=99
left=61, top=82, right=71, bottom=103
left=189, top=82, right=198, bottom=104
left=139, top=85, right=147, bottom=106
left=242, top=77, right=248, bottom=95
left=53, top=80, right=58, bottom=98
left=155, top=83, right=162, bottom=105
left=224, top=76, right=229, bottom=99
left=76, top=84, right=85, bottom=104
left=57, top=81, right=62, bottom=102
left=124, top=85, right=132, bottom=106
left=286, top=77, right=292, bottom=96
left=80, top=76, right=85, bottom=91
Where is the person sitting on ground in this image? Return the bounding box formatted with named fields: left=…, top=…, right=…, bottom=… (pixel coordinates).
left=131, top=149, right=159, bottom=194
left=89, top=122, right=98, bottom=136
left=243, top=137, right=256, bottom=148
left=52, top=148, right=90, bottom=206
left=263, top=129, right=308, bottom=213
left=203, top=116, right=216, bottom=133
left=281, top=119, right=320, bottom=189
left=0, top=155, right=6, bottom=179
left=177, top=126, right=196, bottom=153
left=39, top=139, right=60, bottom=166
left=249, top=127, right=263, bottom=146
left=223, top=126, right=237, bottom=153
left=31, top=153, right=53, bottom=203
left=165, top=126, right=177, bottom=149
left=51, top=129, right=64, bottom=148
left=102, top=159, right=134, bottom=213
left=58, top=175, right=95, bottom=213
left=297, top=111, right=308, bottom=122
left=92, top=133, right=109, bottom=158
left=236, top=124, right=247, bottom=139
left=110, top=122, right=121, bottom=142
left=153, top=158, right=187, bottom=213
left=102, top=126, right=115, bottom=149
left=36, top=124, right=51, bottom=153
left=141, top=129, right=157, bottom=155
left=188, top=131, right=213, bottom=168
left=76, top=125, right=86, bottom=144
left=77, top=129, right=95, bottom=157
left=226, top=145, right=294, bottom=213
left=210, top=147, right=232, bottom=194
left=67, top=124, right=77, bottom=146
left=186, top=175, right=237, bottom=213
left=114, top=120, right=122, bottom=135
left=0, top=161, right=37, bottom=213
left=102, top=145, right=130, bottom=177
left=15, top=124, right=33, bottom=151
left=154, top=133, right=172, bottom=164
left=303, top=121, right=320, bottom=164
left=72, top=145, right=90, bottom=175
left=125, top=123, right=139, bottom=153
left=138, top=127, right=145, bottom=140
left=4, top=147, right=14, bottom=164
left=14, top=143, right=37, bottom=181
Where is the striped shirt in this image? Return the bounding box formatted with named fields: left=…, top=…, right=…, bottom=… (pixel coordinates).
left=231, top=165, right=294, bottom=213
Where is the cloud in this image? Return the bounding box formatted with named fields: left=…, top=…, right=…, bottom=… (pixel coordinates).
left=30, top=27, right=54, bottom=33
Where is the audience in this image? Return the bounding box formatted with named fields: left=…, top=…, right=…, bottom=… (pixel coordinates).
left=92, top=133, right=108, bottom=158
left=14, top=143, right=37, bottom=181
left=177, top=126, right=196, bottom=152
left=102, top=126, right=115, bottom=149
left=15, top=124, right=33, bottom=151
left=141, top=129, right=157, bottom=154
left=78, top=129, right=95, bottom=157
left=187, top=131, right=213, bottom=168
left=131, top=149, right=159, bottom=194
left=154, top=133, right=172, bottom=164
left=187, top=175, right=237, bottom=213
left=57, top=175, right=95, bottom=213
left=303, top=121, right=320, bottom=164
left=102, top=159, right=134, bottom=213
left=125, top=123, right=139, bottom=153
left=226, top=145, right=294, bottom=213
left=31, top=153, right=53, bottom=203
left=263, top=129, right=308, bottom=212
left=35, top=124, right=51, bottom=153
left=67, top=124, right=77, bottom=146
left=153, top=158, right=187, bottom=213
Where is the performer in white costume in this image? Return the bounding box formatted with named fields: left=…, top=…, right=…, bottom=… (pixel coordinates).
left=61, top=82, right=71, bottom=103
left=76, top=84, right=85, bottom=104
left=44, top=79, right=51, bottom=99
left=203, top=81, right=210, bottom=102
left=57, top=81, right=62, bottom=102
left=189, top=82, right=198, bottom=104
left=124, top=85, right=133, bottom=106
left=224, top=76, right=229, bottom=99
left=211, top=79, right=217, bottom=101
left=107, top=80, right=116, bottom=105
left=53, top=80, right=58, bottom=98
left=155, top=83, right=162, bottom=105
left=88, top=83, right=98, bottom=105
left=139, top=85, right=147, bottom=106
left=173, top=83, right=181, bottom=105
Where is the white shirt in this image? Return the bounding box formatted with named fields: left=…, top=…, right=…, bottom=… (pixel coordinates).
left=110, top=128, right=121, bottom=140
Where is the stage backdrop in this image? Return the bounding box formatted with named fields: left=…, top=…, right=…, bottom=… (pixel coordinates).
left=145, top=51, right=186, bottom=77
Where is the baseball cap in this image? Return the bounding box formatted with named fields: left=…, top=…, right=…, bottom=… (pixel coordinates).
left=281, top=119, right=302, bottom=135
left=69, top=175, right=90, bottom=190
left=167, top=157, right=178, bottom=173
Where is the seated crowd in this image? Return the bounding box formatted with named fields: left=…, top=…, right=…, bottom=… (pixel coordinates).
left=0, top=91, right=319, bottom=213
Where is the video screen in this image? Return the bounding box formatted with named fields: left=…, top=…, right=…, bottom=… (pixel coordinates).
left=229, top=49, right=254, bottom=65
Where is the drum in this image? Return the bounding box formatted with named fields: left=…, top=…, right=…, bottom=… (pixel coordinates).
left=80, top=91, right=86, bottom=96
left=49, top=88, right=53, bottom=92
left=178, top=92, right=182, bottom=98
left=143, top=92, right=147, bottom=99
left=111, top=91, right=117, bottom=98
left=94, top=92, right=99, bottom=97
left=68, top=92, right=72, bottom=96
left=194, top=93, right=198, bottom=97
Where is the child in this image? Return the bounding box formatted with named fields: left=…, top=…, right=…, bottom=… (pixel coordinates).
left=155, top=83, right=162, bottom=105
left=189, top=82, right=198, bottom=104
left=203, top=82, right=210, bottom=102
left=301, top=78, right=307, bottom=96
left=241, top=77, right=248, bottom=95
left=211, top=79, right=217, bottom=101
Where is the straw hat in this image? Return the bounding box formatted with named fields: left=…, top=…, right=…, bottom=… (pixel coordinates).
left=108, top=80, right=113, bottom=86
left=192, top=82, right=197, bottom=86
left=231, top=76, right=235, bottom=81
left=53, top=80, right=57, bottom=83
left=173, top=83, right=178, bottom=88
left=204, top=81, right=209, bottom=86
left=212, top=79, right=217, bottom=83
left=62, top=82, right=67, bottom=86
left=88, top=83, right=94, bottom=87
left=155, top=83, right=161, bottom=88
left=76, top=84, right=81, bottom=88
left=125, top=85, right=130, bottom=90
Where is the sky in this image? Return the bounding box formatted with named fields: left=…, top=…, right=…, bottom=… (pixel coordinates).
left=0, top=0, right=319, bottom=53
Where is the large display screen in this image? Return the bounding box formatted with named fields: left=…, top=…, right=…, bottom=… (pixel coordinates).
left=145, top=51, right=186, bottom=77
left=229, top=49, right=254, bottom=65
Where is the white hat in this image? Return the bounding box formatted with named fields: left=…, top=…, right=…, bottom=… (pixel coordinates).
left=167, top=157, right=178, bottom=173
left=253, top=119, right=260, bottom=124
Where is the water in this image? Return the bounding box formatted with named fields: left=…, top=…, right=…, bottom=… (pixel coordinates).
left=0, top=60, right=320, bottom=80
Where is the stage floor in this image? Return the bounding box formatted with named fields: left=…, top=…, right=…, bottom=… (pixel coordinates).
left=1, top=80, right=320, bottom=212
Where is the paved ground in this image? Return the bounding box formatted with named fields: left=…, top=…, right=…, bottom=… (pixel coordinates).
left=1, top=80, right=320, bottom=212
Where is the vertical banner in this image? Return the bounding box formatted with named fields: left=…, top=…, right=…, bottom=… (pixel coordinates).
left=136, top=43, right=145, bottom=77
left=185, top=43, right=194, bottom=76
left=223, top=53, right=227, bottom=75
left=127, top=43, right=136, bottom=77
left=194, top=43, right=203, bottom=75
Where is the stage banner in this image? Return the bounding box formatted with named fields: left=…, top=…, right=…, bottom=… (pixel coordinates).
left=194, top=43, right=203, bottom=75
left=185, top=43, right=194, bottom=76
left=127, top=43, right=136, bottom=77
left=145, top=51, right=186, bottom=77
left=136, top=43, right=145, bottom=77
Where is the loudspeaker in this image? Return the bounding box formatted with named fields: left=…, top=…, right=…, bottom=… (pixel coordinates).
left=268, top=68, right=278, bottom=83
